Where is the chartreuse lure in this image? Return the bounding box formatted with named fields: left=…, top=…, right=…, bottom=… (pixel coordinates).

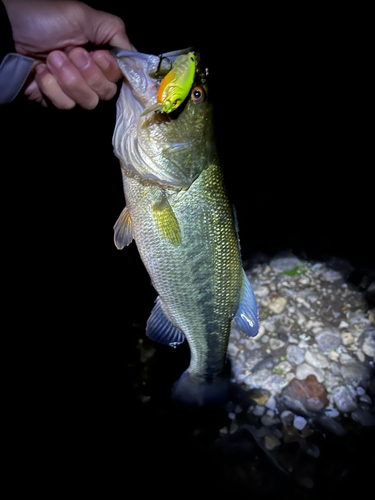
left=141, top=52, right=196, bottom=116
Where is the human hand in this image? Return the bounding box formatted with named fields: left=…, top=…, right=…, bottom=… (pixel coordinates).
left=3, top=0, right=134, bottom=109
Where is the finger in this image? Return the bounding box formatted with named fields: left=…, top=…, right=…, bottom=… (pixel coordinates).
left=90, top=50, right=123, bottom=83
left=23, top=77, right=48, bottom=107
left=46, top=51, right=99, bottom=110
left=69, top=47, right=117, bottom=101
left=35, top=64, right=76, bottom=110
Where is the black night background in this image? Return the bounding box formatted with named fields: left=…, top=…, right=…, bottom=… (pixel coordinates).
left=2, top=3, right=373, bottom=497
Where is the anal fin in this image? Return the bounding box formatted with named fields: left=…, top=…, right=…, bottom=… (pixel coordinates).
left=232, top=270, right=259, bottom=337
left=114, top=206, right=133, bottom=249
left=146, top=297, right=185, bottom=347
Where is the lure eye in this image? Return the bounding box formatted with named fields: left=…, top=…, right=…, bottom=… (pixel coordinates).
left=191, top=86, right=205, bottom=103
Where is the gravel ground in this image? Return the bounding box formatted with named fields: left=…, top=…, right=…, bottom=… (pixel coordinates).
left=121, top=252, right=375, bottom=498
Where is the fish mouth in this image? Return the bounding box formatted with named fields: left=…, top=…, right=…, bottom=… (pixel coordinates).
left=112, top=47, right=200, bottom=188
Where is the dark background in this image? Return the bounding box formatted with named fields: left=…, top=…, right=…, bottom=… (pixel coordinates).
left=2, top=2, right=373, bottom=496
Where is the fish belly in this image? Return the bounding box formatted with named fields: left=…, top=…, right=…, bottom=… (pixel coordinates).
left=123, top=164, right=242, bottom=379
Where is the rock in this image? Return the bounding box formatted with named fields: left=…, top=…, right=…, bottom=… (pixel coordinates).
left=252, top=405, right=265, bottom=416
left=359, top=394, right=372, bottom=404
left=244, top=369, right=273, bottom=389
left=247, top=388, right=271, bottom=406
left=268, top=297, right=287, bottom=314
left=243, top=349, right=264, bottom=371
left=369, top=308, right=375, bottom=325
left=265, top=395, right=277, bottom=411
left=305, top=348, right=330, bottom=369
left=315, top=329, right=342, bottom=353
left=325, top=407, right=339, bottom=418
left=361, top=328, right=375, bottom=358
left=242, top=338, right=261, bottom=351
left=355, top=350, right=365, bottom=362
left=254, top=285, right=269, bottom=297
left=356, top=386, right=366, bottom=396
left=332, top=385, right=357, bottom=412
left=282, top=375, right=328, bottom=414
left=293, top=416, right=307, bottom=430
left=275, top=360, right=292, bottom=374
left=286, top=345, right=306, bottom=365
left=328, top=350, right=340, bottom=362
left=261, top=411, right=280, bottom=427
left=351, top=408, right=375, bottom=427
left=339, top=353, right=355, bottom=365
left=263, top=374, right=286, bottom=394
left=280, top=410, right=295, bottom=425
left=296, top=363, right=324, bottom=383
left=264, top=434, right=281, bottom=450
left=315, top=415, right=346, bottom=436
left=340, top=362, right=370, bottom=383
left=341, top=332, right=354, bottom=345
left=307, top=444, right=320, bottom=458
left=269, top=338, right=285, bottom=350
left=339, top=320, right=349, bottom=329
left=227, top=342, right=238, bottom=357
left=270, top=253, right=300, bottom=272
left=320, top=269, right=343, bottom=283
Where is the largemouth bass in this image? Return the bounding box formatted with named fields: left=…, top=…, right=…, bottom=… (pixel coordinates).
left=112, top=48, right=259, bottom=405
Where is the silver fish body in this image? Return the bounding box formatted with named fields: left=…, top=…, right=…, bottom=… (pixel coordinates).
left=112, top=48, right=259, bottom=403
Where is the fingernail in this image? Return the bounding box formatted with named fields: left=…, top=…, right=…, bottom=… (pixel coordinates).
left=72, top=50, right=89, bottom=69
left=49, top=51, right=65, bottom=68
left=35, top=64, right=45, bottom=74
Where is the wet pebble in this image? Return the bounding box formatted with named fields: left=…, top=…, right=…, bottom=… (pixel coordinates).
left=351, top=408, right=375, bottom=426
left=315, top=329, right=342, bottom=353
left=286, top=345, right=306, bottom=365
left=296, top=363, right=325, bottom=383
left=293, top=415, right=307, bottom=430
left=332, top=385, right=357, bottom=412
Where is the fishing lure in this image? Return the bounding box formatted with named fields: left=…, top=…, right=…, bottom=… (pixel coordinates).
left=141, top=52, right=196, bottom=116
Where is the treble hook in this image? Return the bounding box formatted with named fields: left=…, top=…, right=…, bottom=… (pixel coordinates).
left=155, top=55, right=172, bottom=79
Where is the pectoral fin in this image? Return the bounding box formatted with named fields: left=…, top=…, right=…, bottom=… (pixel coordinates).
left=151, top=192, right=181, bottom=246
left=232, top=270, right=259, bottom=337
left=113, top=207, right=133, bottom=249
left=146, top=297, right=185, bottom=347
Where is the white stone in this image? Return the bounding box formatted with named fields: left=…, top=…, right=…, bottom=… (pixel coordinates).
left=339, top=321, right=349, bottom=329
left=325, top=407, right=339, bottom=418
left=293, top=416, right=307, bottom=430
left=328, top=350, right=340, bottom=362
left=268, top=297, right=287, bottom=314
left=254, top=285, right=269, bottom=297
left=296, top=363, right=324, bottom=383
left=341, top=332, right=354, bottom=346
left=305, top=349, right=330, bottom=369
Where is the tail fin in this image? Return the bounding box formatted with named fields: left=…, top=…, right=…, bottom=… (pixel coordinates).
left=171, top=369, right=230, bottom=407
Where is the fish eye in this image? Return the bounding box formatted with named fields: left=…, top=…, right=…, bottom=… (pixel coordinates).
left=191, top=86, right=205, bottom=103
